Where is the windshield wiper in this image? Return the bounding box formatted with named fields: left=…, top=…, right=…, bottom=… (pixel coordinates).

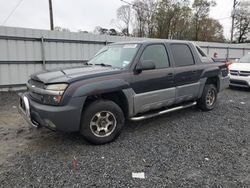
left=94, top=63, right=112, bottom=67
left=84, top=62, right=92, bottom=65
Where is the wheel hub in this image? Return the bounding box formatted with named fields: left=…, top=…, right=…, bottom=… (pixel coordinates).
left=90, top=111, right=117, bottom=138
left=206, top=89, right=215, bottom=106
left=99, top=119, right=107, bottom=127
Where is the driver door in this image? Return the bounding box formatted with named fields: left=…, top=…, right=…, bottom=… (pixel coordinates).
left=130, top=44, right=175, bottom=114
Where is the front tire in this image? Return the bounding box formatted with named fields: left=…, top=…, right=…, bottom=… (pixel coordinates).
left=197, top=84, right=217, bottom=111
left=80, top=100, right=124, bottom=144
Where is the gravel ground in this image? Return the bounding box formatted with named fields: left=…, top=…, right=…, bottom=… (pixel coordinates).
left=0, top=88, right=249, bottom=187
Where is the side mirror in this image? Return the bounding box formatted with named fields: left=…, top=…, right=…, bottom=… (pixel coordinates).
left=135, top=60, right=156, bottom=72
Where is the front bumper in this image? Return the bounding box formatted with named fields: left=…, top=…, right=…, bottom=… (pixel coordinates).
left=229, top=75, right=250, bottom=88
left=18, top=93, right=86, bottom=132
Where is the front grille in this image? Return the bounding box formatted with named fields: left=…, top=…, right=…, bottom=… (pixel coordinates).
left=230, top=70, right=250, bottom=77
left=239, top=71, right=250, bottom=77
left=230, top=70, right=238, bottom=76
left=28, top=79, right=45, bottom=89
left=29, top=92, right=43, bottom=103
left=28, top=79, right=44, bottom=103
left=230, top=79, right=249, bottom=87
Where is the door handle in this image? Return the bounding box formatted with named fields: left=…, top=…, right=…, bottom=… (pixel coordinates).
left=167, top=73, right=174, bottom=77
left=192, top=70, right=197, bottom=73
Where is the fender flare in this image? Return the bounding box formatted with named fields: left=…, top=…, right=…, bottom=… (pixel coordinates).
left=72, top=79, right=130, bottom=97
left=200, top=66, right=220, bottom=78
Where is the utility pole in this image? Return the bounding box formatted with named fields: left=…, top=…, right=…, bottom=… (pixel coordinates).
left=230, top=0, right=237, bottom=43
left=49, top=0, right=54, bottom=30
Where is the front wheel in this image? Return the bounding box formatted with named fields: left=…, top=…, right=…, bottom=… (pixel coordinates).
left=80, top=100, right=125, bottom=144
left=197, top=84, right=217, bottom=111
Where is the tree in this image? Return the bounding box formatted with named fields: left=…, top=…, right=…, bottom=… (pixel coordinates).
left=168, top=1, right=192, bottom=40
left=130, top=0, right=158, bottom=37
left=168, top=8, right=193, bottom=40
left=199, top=18, right=225, bottom=42
left=192, top=0, right=216, bottom=41
left=144, top=0, right=158, bottom=37
left=93, top=26, right=120, bottom=36
left=234, top=1, right=250, bottom=43
left=116, top=5, right=132, bottom=36
left=132, top=0, right=148, bottom=37
left=54, top=26, right=70, bottom=32
left=155, top=0, right=191, bottom=39
left=108, top=28, right=118, bottom=36
left=114, top=0, right=225, bottom=42
left=155, top=0, right=174, bottom=38
left=93, top=26, right=108, bottom=35
left=78, top=30, right=89, bottom=33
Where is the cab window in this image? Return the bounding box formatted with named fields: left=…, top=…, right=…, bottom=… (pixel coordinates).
left=140, top=44, right=170, bottom=69
left=171, top=44, right=195, bottom=67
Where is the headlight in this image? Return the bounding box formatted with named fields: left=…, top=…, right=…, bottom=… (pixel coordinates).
left=45, top=83, right=68, bottom=91
left=43, top=83, right=68, bottom=105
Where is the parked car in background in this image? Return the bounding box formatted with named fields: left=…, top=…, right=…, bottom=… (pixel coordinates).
left=229, top=53, right=250, bottom=88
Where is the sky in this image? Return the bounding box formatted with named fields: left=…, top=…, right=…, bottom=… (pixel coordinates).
left=0, top=0, right=234, bottom=39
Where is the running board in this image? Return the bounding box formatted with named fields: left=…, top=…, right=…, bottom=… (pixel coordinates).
left=130, top=101, right=197, bottom=121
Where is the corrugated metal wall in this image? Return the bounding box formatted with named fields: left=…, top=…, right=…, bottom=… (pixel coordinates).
left=0, top=26, right=250, bottom=88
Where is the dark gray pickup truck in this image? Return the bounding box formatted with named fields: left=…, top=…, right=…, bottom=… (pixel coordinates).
left=19, top=41, right=229, bottom=144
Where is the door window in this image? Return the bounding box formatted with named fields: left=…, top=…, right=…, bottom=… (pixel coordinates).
left=171, top=44, right=195, bottom=67
left=140, top=44, right=170, bottom=69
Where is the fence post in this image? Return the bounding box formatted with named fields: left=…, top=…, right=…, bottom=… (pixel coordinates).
left=226, top=47, right=229, bottom=60
left=207, top=46, right=209, bottom=55
left=41, top=37, right=46, bottom=70
left=243, top=48, right=245, bottom=56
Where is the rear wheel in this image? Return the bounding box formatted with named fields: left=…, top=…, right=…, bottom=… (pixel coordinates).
left=80, top=100, right=124, bottom=144
left=197, top=84, right=217, bottom=111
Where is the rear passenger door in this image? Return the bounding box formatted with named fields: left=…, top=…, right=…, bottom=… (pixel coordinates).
left=169, top=43, right=201, bottom=103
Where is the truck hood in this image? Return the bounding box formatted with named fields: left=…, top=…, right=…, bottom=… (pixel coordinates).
left=30, top=65, right=122, bottom=84
left=229, top=63, right=250, bottom=71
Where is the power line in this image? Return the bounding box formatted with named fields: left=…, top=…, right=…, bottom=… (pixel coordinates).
left=120, top=0, right=134, bottom=7
left=216, top=16, right=231, bottom=20
left=1, top=0, right=25, bottom=26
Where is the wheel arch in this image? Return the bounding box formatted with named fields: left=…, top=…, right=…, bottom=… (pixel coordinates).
left=83, top=90, right=131, bottom=119
left=205, top=76, right=220, bottom=91
left=198, top=76, right=220, bottom=98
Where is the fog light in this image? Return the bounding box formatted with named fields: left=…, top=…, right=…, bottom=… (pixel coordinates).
left=44, top=119, right=56, bottom=130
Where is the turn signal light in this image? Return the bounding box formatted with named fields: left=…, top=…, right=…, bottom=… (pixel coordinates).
left=53, top=95, right=62, bottom=104
left=225, top=61, right=230, bottom=73
left=43, top=95, right=63, bottom=105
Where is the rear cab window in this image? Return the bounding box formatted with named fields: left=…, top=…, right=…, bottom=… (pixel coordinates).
left=195, top=45, right=214, bottom=63
left=196, top=46, right=207, bottom=57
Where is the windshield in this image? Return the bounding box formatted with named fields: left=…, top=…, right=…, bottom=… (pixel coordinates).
left=239, top=54, right=250, bottom=63
left=88, top=44, right=140, bottom=68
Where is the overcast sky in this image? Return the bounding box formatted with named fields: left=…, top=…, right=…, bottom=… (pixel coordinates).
left=0, top=0, right=233, bottom=39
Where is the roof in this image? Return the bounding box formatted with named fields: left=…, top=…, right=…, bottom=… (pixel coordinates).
left=111, top=39, right=195, bottom=45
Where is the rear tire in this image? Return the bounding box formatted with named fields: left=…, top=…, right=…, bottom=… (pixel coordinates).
left=197, top=84, right=217, bottom=111
left=80, top=100, right=124, bottom=144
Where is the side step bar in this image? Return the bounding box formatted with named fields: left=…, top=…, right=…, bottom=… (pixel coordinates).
left=130, top=101, right=197, bottom=121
